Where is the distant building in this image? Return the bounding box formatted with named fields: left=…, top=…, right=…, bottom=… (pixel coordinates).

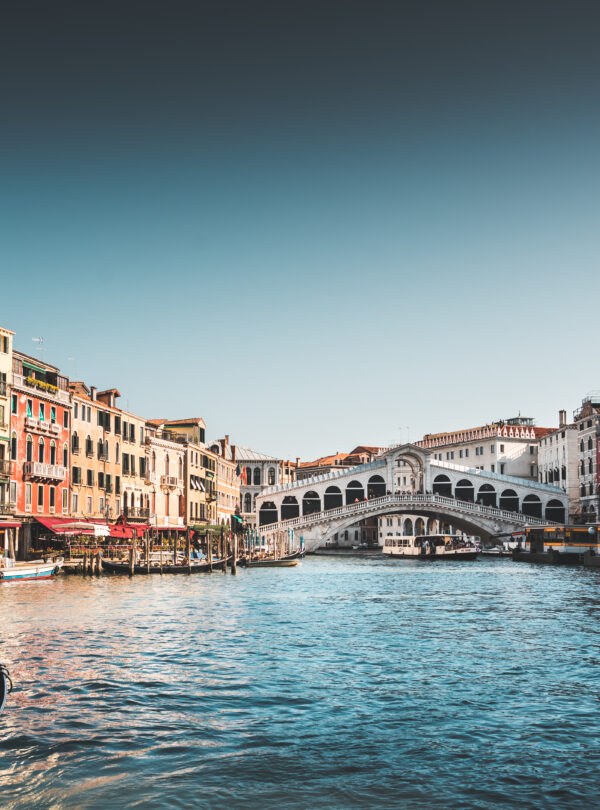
left=417, top=417, right=550, bottom=480
left=537, top=410, right=579, bottom=520
left=296, top=446, right=380, bottom=482
left=573, top=393, right=600, bottom=523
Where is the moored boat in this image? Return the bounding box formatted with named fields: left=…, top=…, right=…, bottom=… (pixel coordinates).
left=102, top=555, right=229, bottom=574
left=512, top=525, right=599, bottom=565
left=382, top=534, right=479, bottom=561
left=0, top=556, right=64, bottom=582
left=244, top=556, right=300, bottom=567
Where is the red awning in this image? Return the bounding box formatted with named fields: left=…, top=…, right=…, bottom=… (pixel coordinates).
left=109, top=523, right=147, bottom=539
left=0, top=522, right=22, bottom=529
left=36, top=517, right=97, bottom=534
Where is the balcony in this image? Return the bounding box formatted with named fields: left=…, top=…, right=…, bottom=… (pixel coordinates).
left=0, top=459, right=11, bottom=477
left=160, top=475, right=180, bottom=490
left=145, top=471, right=157, bottom=484
left=0, top=501, right=16, bottom=515
left=12, top=372, right=71, bottom=405
left=23, top=461, right=67, bottom=482
left=49, top=422, right=61, bottom=435
left=123, top=506, right=150, bottom=520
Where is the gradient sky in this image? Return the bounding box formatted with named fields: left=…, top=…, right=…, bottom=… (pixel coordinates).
left=1, top=1, right=599, bottom=460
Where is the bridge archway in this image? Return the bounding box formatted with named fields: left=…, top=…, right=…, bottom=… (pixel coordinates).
left=522, top=494, right=542, bottom=518
left=478, top=484, right=496, bottom=507
left=259, top=502, right=278, bottom=526
left=324, top=486, right=343, bottom=510
left=455, top=479, right=474, bottom=502
left=368, top=475, right=386, bottom=498
left=432, top=474, right=452, bottom=497
left=346, top=480, right=364, bottom=504
left=545, top=499, right=565, bottom=522
left=302, top=491, right=321, bottom=516
left=281, top=496, right=299, bottom=521
left=499, top=489, right=519, bottom=512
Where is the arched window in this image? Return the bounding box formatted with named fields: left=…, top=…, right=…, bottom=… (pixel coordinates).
left=165, top=454, right=170, bottom=475
left=268, top=467, right=275, bottom=486
left=104, top=440, right=109, bottom=461
left=403, top=518, right=413, bottom=536
left=11, top=431, right=17, bottom=460
left=63, top=443, right=68, bottom=467
left=38, top=437, right=45, bottom=463
left=324, top=486, right=343, bottom=510
left=253, top=468, right=261, bottom=486
left=588, top=437, right=593, bottom=450
left=71, top=431, right=79, bottom=453
left=455, top=479, right=474, bottom=502
left=115, top=442, right=120, bottom=463
left=244, top=492, right=252, bottom=512
left=50, top=440, right=56, bottom=466
left=432, top=474, right=452, bottom=497
left=26, top=434, right=33, bottom=462
left=589, top=458, right=593, bottom=474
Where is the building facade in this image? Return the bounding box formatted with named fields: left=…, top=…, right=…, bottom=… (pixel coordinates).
left=0, top=327, right=14, bottom=517
left=573, top=394, right=600, bottom=523
left=11, top=351, right=72, bottom=552
left=146, top=422, right=186, bottom=532
left=537, top=410, right=579, bottom=520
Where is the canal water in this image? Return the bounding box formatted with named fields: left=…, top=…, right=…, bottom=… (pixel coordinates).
left=0, top=557, right=599, bottom=809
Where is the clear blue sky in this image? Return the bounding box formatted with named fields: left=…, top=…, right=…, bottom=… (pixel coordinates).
left=1, top=1, right=599, bottom=460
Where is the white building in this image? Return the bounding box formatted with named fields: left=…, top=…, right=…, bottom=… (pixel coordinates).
left=418, top=417, right=549, bottom=480
left=537, top=410, right=579, bottom=520
left=573, top=394, right=600, bottom=523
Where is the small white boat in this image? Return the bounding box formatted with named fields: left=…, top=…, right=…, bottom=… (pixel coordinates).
left=0, top=556, right=64, bottom=582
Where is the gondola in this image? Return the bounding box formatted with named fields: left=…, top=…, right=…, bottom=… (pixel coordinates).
left=243, top=551, right=302, bottom=568
left=102, top=556, right=230, bottom=574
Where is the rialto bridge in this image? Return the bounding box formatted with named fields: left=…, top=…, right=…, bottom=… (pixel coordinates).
left=254, top=444, right=568, bottom=550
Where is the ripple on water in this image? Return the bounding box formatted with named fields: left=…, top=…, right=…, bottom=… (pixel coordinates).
left=0, top=559, right=599, bottom=809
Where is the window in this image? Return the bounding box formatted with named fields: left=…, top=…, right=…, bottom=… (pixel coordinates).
left=11, top=394, right=17, bottom=414
left=139, top=427, right=144, bottom=444
left=11, top=432, right=17, bottom=460
left=490, top=464, right=495, bottom=473
left=116, top=476, right=121, bottom=494
left=0, top=335, right=7, bottom=353
left=86, top=436, right=93, bottom=457
left=475, top=447, right=479, bottom=456
left=49, top=487, right=55, bottom=511
left=114, top=416, right=121, bottom=435
left=26, top=434, right=33, bottom=462
left=268, top=467, right=276, bottom=486
left=98, top=472, right=105, bottom=489
left=72, top=432, right=79, bottom=453
left=123, top=454, right=130, bottom=474
left=37, top=485, right=44, bottom=510
left=500, top=444, right=504, bottom=453
left=49, top=440, right=56, bottom=465
left=26, top=399, right=33, bottom=418
left=115, top=443, right=120, bottom=463
left=38, top=437, right=45, bottom=463
left=87, top=469, right=94, bottom=486
left=129, top=424, right=135, bottom=442
left=580, top=440, right=585, bottom=452
left=139, top=457, right=146, bottom=477
left=465, top=449, right=469, bottom=458
left=72, top=466, right=81, bottom=484
left=25, top=483, right=32, bottom=511
left=74, top=402, right=79, bottom=419
left=50, top=406, right=56, bottom=423
left=253, top=468, right=261, bottom=486
left=530, top=465, right=535, bottom=477
left=490, top=445, right=495, bottom=453
left=62, top=488, right=68, bottom=513
left=39, top=403, right=45, bottom=421
left=87, top=496, right=92, bottom=514
left=529, top=446, right=535, bottom=455
left=588, top=437, right=593, bottom=450
left=63, top=410, right=69, bottom=429
left=459, top=450, right=463, bottom=458
left=500, top=463, right=505, bottom=474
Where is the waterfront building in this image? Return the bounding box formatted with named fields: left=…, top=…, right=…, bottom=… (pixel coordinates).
left=417, top=417, right=550, bottom=480
left=145, top=421, right=186, bottom=533
left=11, top=350, right=72, bottom=555
left=69, top=383, right=126, bottom=520
left=205, top=437, right=241, bottom=525
left=537, top=410, right=579, bottom=520
left=296, top=447, right=380, bottom=482
left=573, top=393, right=600, bottom=523
left=0, top=327, right=15, bottom=518
left=150, top=418, right=214, bottom=527
left=208, top=438, right=294, bottom=527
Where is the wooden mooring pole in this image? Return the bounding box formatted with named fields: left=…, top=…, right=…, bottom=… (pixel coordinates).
left=186, top=529, right=191, bottom=574
left=231, top=534, right=237, bottom=575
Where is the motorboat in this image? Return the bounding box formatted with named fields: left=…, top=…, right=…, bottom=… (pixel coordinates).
left=0, top=556, right=64, bottom=582
left=382, top=534, right=479, bottom=561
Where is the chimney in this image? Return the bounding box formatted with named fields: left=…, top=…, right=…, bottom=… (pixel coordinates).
left=296, top=457, right=300, bottom=467
left=90, top=386, right=97, bottom=401
left=224, top=434, right=229, bottom=447
left=559, top=409, right=567, bottom=428
left=231, top=444, right=236, bottom=463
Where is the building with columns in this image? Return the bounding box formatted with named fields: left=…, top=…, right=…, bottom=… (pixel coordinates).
left=209, top=439, right=295, bottom=528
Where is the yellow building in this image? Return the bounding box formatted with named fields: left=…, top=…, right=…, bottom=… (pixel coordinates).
left=206, top=436, right=242, bottom=526
left=0, top=326, right=14, bottom=516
